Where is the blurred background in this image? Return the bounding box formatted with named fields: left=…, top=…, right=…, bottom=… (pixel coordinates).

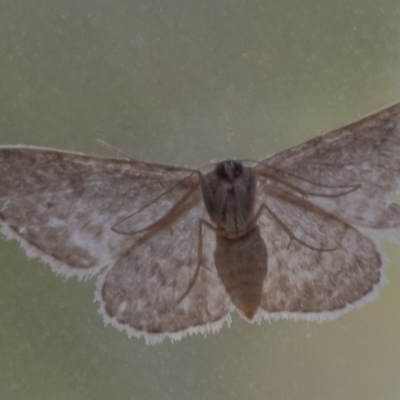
left=1, top=0, right=400, bottom=399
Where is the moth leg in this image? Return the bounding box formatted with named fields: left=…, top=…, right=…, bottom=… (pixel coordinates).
left=176, top=218, right=216, bottom=303
left=116, top=189, right=202, bottom=258
left=254, top=203, right=336, bottom=252
left=112, top=173, right=198, bottom=234
left=257, top=165, right=360, bottom=198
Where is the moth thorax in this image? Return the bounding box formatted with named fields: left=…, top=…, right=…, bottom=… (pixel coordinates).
left=201, top=160, right=258, bottom=236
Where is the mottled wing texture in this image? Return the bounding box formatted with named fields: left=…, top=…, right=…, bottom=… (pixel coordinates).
left=254, top=102, right=400, bottom=320
left=258, top=102, right=400, bottom=228
left=98, top=203, right=230, bottom=343
left=257, top=192, right=381, bottom=318
left=0, top=146, right=230, bottom=343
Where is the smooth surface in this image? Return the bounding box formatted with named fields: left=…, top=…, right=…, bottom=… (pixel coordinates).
left=1, top=0, right=400, bottom=399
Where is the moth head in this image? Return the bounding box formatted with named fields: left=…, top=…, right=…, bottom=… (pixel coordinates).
left=215, top=160, right=244, bottom=182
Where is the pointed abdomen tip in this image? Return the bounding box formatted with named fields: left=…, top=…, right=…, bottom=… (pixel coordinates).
left=243, top=308, right=257, bottom=320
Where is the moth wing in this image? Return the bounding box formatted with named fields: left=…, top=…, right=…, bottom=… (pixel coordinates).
left=0, top=146, right=231, bottom=342
left=98, top=201, right=231, bottom=344
left=0, top=146, right=198, bottom=279
left=255, top=189, right=383, bottom=320
left=257, top=102, right=400, bottom=229
left=253, top=105, right=400, bottom=319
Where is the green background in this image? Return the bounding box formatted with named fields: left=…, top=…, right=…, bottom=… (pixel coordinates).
left=1, top=0, right=400, bottom=399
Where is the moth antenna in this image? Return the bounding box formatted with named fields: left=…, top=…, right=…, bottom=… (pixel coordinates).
left=96, top=139, right=132, bottom=160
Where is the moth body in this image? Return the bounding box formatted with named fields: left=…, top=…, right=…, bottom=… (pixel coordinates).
left=201, top=160, right=267, bottom=318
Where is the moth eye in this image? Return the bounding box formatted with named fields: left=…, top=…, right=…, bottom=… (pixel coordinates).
left=233, top=162, right=243, bottom=177
left=215, top=163, right=227, bottom=179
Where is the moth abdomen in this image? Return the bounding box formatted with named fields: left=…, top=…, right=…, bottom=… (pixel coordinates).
left=214, top=226, right=268, bottom=320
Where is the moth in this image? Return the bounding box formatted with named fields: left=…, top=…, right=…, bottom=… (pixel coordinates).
left=1, top=102, right=400, bottom=344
